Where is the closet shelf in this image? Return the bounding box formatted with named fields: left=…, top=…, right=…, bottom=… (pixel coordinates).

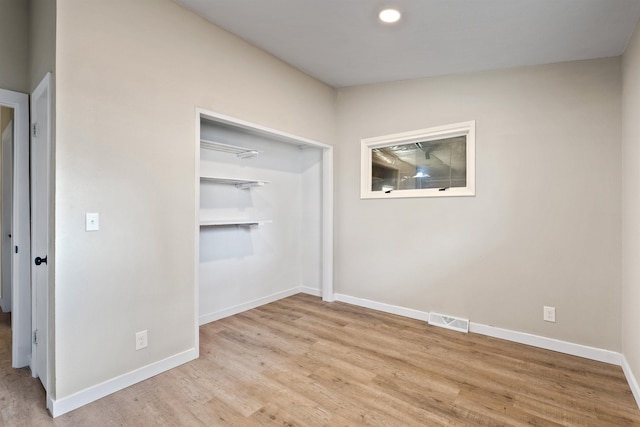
left=200, top=219, right=272, bottom=227
left=200, top=176, right=269, bottom=189
left=200, top=139, right=259, bottom=158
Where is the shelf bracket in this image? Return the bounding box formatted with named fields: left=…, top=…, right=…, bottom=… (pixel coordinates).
left=200, top=139, right=260, bottom=158
left=236, top=181, right=265, bottom=190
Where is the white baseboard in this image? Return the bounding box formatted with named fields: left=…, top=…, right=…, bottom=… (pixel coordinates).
left=334, top=293, right=430, bottom=321
left=199, top=286, right=303, bottom=325
left=333, top=292, right=627, bottom=366
left=622, top=355, right=640, bottom=408
left=468, top=322, right=622, bottom=365
left=300, top=286, right=322, bottom=297
left=49, top=347, right=198, bottom=418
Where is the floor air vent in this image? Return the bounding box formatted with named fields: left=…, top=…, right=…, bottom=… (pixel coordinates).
left=428, top=312, right=469, bottom=333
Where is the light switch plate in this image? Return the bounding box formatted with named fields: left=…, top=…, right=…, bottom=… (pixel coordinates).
left=86, top=212, right=100, bottom=231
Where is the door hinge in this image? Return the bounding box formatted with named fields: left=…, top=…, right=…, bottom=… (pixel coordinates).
left=33, top=329, right=38, bottom=345
left=15, top=245, right=18, bottom=254
left=32, top=123, right=38, bottom=138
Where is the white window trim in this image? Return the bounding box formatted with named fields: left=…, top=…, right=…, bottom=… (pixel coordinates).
left=360, top=120, right=476, bottom=199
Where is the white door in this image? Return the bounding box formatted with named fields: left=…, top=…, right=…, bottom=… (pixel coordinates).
left=0, top=87, right=31, bottom=370
left=30, top=74, right=51, bottom=392
left=0, top=120, right=14, bottom=312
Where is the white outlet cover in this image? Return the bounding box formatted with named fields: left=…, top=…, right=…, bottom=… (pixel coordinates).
left=135, top=330, right=148, bottom=350
left=86, top=212, right=100, bottom=231
left=543, top=306, right=556, bottom=322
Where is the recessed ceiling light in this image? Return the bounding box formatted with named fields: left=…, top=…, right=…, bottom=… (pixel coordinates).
left=379, top=8, right=401, bottom=24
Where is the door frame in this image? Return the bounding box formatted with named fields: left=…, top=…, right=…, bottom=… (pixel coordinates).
left=0, top=87, right=31, bottom=369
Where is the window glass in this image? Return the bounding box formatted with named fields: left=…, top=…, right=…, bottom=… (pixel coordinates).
left=372, top=135, right=466, bottom=192
left=361, top=121, right=475, bottom=199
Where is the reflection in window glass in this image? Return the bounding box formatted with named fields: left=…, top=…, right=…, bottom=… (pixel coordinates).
left=371, top=136, right=466, bottom=192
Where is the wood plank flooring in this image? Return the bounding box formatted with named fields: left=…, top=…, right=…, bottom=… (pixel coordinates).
left=2, top=293, right=640, bottom=426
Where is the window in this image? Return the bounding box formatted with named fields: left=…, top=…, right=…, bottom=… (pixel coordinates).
left=360, top=121, right=475, bottom=199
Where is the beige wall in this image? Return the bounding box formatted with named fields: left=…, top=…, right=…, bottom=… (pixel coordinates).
left=622, top=21, right=640, bottom=388
left=335, top=58, right=622, bottom=351
left=54, top=0, right=335, bottom=399
left=0, top=0, right=29, bottom=93
left=0, top=0, right=55, bottom=92
left=1, top=107, right=14, bottom=133
left=29, top=0, right=56, bottom=92
left=0, top=107, right=3, bottom=300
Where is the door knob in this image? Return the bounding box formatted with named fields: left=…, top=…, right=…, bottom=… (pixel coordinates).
left=35, top=256, right=47, bottom=266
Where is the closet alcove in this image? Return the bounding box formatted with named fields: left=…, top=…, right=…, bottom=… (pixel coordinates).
left=196, top=110, right=333, bottom=325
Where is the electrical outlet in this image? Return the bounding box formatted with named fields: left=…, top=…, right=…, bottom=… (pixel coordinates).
left=543, top=306, right=556, bottom=323
left=135, top=330, right=148, bottom=350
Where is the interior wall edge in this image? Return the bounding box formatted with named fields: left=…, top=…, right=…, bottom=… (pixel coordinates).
left=621, top=11, right=640, bottom=412
left=622, top=356, right=640, bottom=409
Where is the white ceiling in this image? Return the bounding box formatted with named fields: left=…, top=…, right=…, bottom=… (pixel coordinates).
left=176, top=0, right=640, bottom=88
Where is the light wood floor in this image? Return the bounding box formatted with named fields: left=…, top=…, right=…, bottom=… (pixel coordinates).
left=2, top=294, right=640, bottom=426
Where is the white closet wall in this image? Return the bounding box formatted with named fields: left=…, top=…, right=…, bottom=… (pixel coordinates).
left=299, top=147, right=323, bottom=294
left=199, top=118, right=324, bottom=324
